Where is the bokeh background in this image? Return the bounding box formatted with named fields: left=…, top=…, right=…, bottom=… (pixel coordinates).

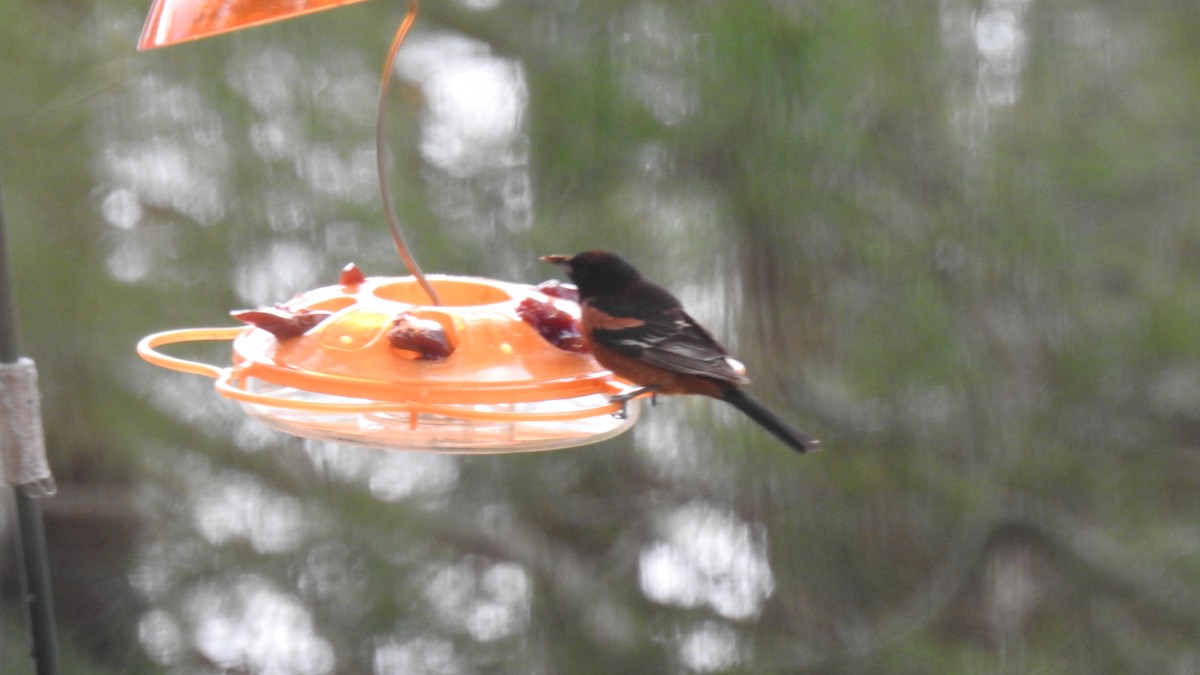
left=3, top=0, right=1200, bottom=672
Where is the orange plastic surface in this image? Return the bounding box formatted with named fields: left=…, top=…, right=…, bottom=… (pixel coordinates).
left=230, top=275, right=621, bottom=404
left=138, top=0, right=372, bottom=50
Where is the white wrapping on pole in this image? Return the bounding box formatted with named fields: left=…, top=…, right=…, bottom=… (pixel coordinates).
left=0, top=357, right=55, bottom=495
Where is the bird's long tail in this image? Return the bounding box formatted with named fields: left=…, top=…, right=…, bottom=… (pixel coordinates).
left=721, top=388, right=821, bottom=453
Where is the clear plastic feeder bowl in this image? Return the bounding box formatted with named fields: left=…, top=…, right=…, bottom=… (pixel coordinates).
left=137, top=275, right=639, bottom=453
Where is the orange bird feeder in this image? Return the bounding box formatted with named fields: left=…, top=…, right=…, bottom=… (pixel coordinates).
left=139, top=272, right=640, bottom=452
left=135, top=1, right=641, bottom=451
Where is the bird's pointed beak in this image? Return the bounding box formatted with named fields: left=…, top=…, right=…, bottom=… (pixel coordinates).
left=540, top=254, right=572, bottom=268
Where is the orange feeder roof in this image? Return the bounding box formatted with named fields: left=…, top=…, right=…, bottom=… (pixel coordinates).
left=138, top=0, right=373, bottom=50
left=139, top=274, right=641, bottom=453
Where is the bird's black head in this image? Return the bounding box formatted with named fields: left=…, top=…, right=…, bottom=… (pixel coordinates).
left=540, top=250, right=644, bottom=300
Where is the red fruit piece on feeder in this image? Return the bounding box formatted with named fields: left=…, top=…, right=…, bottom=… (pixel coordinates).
left=339, top=262, right=367, bottom=286
left=231, top=307, right=333, bottom=340
left=387, top=312, right=454, bottom=359
left=516, top=297, right=587, bottom=353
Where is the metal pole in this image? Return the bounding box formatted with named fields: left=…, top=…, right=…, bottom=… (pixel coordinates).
left=0, top=187, right=59, bottom=675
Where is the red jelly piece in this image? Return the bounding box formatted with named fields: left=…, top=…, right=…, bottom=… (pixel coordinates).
left=387, top=313, right=454, bottom=359
left=516, top=297, right=587, bottom=353
left=232, top=307, right=333, bottom=340
left=339, top=262, right=366, bottom=286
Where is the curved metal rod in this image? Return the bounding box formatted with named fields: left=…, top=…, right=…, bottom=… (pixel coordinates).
left=376, top=0, right=441, bottom=305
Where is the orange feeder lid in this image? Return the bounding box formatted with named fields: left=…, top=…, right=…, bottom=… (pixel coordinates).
left=137, top=0, right=373, bottom=50
left=138, top=274, right=641, bottom=453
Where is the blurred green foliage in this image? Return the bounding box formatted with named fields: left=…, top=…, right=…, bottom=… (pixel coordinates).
left=2, top=0, right=1199, bottom=672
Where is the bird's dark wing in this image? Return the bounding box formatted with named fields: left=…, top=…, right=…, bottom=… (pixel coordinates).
left=585, top=296, right=750, bottom=386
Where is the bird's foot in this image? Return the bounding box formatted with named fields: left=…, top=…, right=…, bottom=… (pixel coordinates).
left=609, top=386, right=659, bottom=420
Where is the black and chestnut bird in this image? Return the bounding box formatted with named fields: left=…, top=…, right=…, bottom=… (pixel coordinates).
left=541, top=250, right=820, bottom=453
